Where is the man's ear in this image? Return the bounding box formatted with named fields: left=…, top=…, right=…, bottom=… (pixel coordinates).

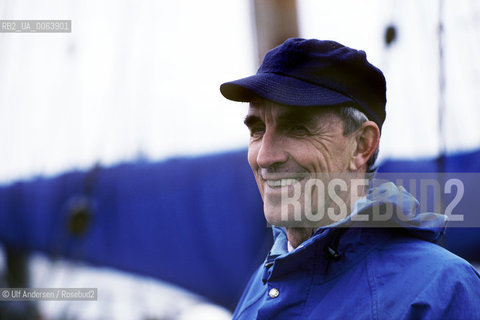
left=349, top=121, right=380, bottom=171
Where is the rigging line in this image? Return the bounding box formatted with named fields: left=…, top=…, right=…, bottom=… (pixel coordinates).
left=437, top=0, right=446, bottom=216
left=438, top=0, right=446, bottom=167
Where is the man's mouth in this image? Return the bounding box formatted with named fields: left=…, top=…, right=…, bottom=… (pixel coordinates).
left=266, top=178, right=300, bottom=188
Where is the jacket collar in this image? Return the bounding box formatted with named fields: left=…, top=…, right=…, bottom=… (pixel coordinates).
left=263, top=182, right=447, bottom=280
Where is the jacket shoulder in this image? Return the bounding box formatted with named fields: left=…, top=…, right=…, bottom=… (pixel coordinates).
left=370, top=235, right=480, bottom=319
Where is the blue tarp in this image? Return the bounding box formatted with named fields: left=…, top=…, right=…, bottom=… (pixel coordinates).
left=0, top=150, right=270, bottom=309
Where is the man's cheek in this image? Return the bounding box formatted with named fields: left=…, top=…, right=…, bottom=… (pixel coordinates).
left=247, top=142, right=259, bottom=164
left=256, top=177, right=265, bottom=199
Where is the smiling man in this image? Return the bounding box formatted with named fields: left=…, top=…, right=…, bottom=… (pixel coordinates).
left=220, top=38, right=480, bottom=319
left=243, top=101, right=378, bottom=245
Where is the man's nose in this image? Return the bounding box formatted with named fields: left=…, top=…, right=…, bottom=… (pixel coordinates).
left=256, top=130, right=288, bottom=169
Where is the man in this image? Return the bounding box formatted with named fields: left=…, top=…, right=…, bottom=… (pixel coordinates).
left=220, top=38, right=480, bottom=319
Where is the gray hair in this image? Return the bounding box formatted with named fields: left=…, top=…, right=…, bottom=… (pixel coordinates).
left=334, top=106, right=379, bottom=177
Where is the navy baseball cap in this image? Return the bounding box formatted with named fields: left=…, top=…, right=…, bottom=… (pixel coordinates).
left=220, top=38, right=387, bottom=129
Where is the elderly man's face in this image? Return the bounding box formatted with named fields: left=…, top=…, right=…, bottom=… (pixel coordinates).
left=245, top=101, right=359, bottom=227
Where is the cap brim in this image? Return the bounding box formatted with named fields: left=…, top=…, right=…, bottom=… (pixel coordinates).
left=220, top=73, right=354, bottom=107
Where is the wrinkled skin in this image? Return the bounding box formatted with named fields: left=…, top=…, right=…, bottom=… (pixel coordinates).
left=244, top=100, right=379, bottom=248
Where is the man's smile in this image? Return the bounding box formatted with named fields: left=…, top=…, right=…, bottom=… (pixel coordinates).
left=265, top=178, right=299, bottom=188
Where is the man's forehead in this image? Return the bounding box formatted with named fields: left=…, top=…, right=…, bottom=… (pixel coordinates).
left=247, top=101, right=336, bottom=122
left=248, top=101, right=288, bottom=114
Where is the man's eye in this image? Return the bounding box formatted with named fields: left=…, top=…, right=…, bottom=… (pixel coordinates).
left=250, top=127, right=265, bottom=138
left=290, top=125, right=310, bottom=136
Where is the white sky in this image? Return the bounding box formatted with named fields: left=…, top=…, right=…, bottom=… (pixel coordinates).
left=0, top=0, right=479, bottom=183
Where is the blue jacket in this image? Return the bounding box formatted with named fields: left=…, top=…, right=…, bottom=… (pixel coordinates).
left=233, top=183, right=480, bottom=319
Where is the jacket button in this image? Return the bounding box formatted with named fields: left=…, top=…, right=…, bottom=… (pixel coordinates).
left=269, top=288, right=279, bottom=298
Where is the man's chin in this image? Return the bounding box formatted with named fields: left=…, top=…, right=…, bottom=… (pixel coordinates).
left=264, top=206, right=316, bottom=228
left=264, top=204, right=334, bottom=228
